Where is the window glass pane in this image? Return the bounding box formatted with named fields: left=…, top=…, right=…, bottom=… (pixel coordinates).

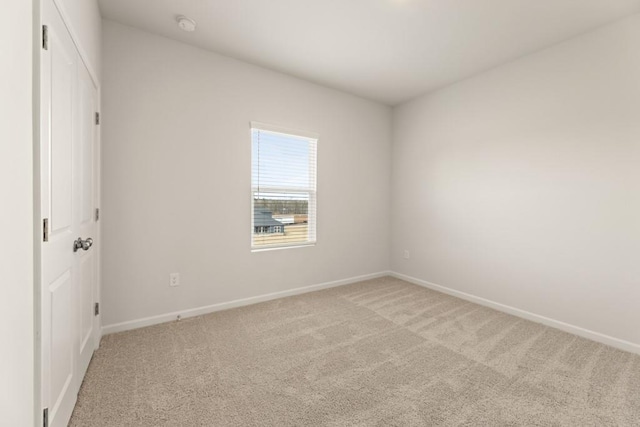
left=251, top=126, right=316, bottom=249
left=251, top=130, right=311, bottom=189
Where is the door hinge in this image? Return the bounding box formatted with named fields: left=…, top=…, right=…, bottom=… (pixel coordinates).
left=95, top=112, right=100, bottom=125
left=43, top=407, right=48, bottom=427
left=95, top=208, right=100, bottom=221
left=42, top=25, right=48, bottom=50
left=94, top=302, right=100, bottom=316
left=43, top=218, right=49, bottom=242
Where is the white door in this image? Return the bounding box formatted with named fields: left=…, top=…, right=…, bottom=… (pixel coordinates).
left=40, top=0, right=100, bottom=425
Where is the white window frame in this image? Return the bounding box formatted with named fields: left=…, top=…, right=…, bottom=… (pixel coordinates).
left=250, top=122, right=318, bottom=251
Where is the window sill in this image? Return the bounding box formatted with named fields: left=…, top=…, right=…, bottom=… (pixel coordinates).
left=251, top=242, right=316, bottom=253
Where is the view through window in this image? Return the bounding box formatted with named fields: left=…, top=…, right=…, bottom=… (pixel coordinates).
left=251, top=123, right=317, bottom=249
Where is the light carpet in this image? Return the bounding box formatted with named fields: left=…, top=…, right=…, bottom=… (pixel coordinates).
left=70, top=277, right=640, bottom=426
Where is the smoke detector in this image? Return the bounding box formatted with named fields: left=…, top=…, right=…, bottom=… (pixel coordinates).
left=176, top=15, right=197, bottom=32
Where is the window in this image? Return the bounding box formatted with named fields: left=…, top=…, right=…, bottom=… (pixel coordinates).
left=251, top=122, right=317, bottom=250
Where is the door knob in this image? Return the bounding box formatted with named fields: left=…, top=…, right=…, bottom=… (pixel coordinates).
left=73, top=237, right=93, bottom=252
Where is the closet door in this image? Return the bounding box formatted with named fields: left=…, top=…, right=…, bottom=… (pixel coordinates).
left=40, top=0, right=99, bottom=425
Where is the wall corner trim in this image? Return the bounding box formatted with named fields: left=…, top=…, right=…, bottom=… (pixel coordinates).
left=390, top=271, right=640, bottom=355
left=101, top=271, right=392, bottom=335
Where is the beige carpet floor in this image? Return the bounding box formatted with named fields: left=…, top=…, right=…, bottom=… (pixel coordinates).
left=70, top=277, right=640, bottom=426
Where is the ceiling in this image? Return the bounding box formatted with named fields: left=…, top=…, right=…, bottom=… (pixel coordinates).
left=98, top=0, right=640, bottom=105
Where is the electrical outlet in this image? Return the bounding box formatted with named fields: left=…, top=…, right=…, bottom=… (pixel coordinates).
left=169, top=273, right=180, bottom=287
left=403, top=250, right=410, bottom=260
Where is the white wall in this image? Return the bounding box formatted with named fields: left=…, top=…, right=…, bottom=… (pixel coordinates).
left=392, top=14, right=640, bottom=347
left=55, top=0, right=101, bottom=79
left=0, top=1, right=34, bottom=425
left=101, top=21, right=391, bottom=328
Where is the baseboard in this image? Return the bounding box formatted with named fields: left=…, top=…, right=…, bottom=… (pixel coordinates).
left=390, top=271, right=640, bottom=355
left=102, top=271, right=391, bottom=335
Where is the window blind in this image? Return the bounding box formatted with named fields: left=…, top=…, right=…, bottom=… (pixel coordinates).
left=251, top=123, right=317, bottom=249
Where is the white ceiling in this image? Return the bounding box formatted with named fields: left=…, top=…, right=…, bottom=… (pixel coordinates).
left=98, top=0, right=640, bottom=105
